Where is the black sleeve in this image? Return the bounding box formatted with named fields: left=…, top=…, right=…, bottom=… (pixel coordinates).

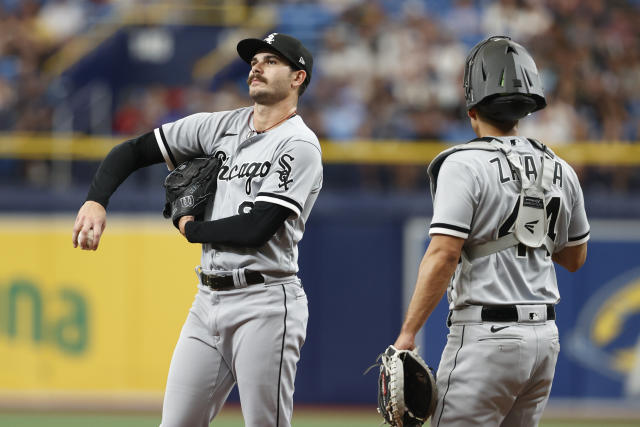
left=184, top=202, right=292, bottom=247
left=86, top=132, right=164, bottom=208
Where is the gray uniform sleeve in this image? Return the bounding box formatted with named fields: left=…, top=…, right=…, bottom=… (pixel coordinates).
left=255, top=140, right=323, bottom=217
left=153, top=112, right=219, bottom=170
left=429, top=158, right=479, bottom=239
left=566, top=167, right=590, bottom=246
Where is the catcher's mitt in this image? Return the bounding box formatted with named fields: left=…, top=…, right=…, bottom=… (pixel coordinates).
left=162, top=156, right=222, bottom=228
left=373, top=345, right=437, bottom=427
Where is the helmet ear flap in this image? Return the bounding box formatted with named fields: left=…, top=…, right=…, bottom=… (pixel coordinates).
left=476, top=94, right=538, bottom=121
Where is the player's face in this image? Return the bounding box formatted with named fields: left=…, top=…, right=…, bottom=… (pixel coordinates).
left=247, top=51, right=299, bottom=105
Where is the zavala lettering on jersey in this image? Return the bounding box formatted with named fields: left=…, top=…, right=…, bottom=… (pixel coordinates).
left=490, top=155, right=564, bottom=188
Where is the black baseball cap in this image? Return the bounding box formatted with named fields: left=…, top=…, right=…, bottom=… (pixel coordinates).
left=237, top=33, right=313, bottom=87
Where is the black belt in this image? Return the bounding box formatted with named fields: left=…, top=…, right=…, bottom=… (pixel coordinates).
left=481, top=304, right=555, bottom=322
left=200, top=270, right=264, bottom=291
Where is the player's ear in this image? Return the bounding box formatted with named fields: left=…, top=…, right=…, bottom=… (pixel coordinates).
left=468, top=108, right=481, bottom=135
left=291, top=69, right=306, bottom=90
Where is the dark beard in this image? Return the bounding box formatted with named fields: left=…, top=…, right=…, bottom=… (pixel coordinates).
left=250, top=87, right=287, bottom=105
left=249, top=92, right=284, bottom=105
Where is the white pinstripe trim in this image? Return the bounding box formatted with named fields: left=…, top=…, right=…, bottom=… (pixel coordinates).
left=565, top=234, right=590, bottom=246
left=255, top=195, right=301, bottom=217
left=154, top=128, right=175, bottom=170
left=429, top=227, right=469, bottom=239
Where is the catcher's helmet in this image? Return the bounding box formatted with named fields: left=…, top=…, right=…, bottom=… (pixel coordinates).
left=463, top=36, right=546, bottom=121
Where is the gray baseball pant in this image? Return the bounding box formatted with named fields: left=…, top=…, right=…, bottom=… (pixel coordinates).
left=159, top=282, right=308, bottom=427
left=433, top=313, right=560, bottom=426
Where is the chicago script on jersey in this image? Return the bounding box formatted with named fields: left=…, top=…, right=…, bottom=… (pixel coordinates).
left=216, top=151, right=271, bottom=194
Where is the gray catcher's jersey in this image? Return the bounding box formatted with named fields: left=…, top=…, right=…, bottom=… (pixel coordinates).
left=429, top=136, right=589, bottom=307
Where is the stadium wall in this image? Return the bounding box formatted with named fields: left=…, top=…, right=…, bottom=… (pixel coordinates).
left=1, top=215, right=638, bottom=408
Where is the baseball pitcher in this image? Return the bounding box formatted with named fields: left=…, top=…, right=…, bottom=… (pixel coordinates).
left=72, top=33, right=322, bottom=427
left=392, top=36, right=589, bottom=427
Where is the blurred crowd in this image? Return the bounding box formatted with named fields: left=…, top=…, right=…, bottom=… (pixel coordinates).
left=0, top=0, right=113, bottom=130
left=1, top=0, right=639, bottom=192
left=308, top=0, right=640, bottom=145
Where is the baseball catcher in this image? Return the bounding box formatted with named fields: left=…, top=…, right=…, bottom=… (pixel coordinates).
left=390, top=36, right=589, bottom=427
left=162, top=156, right=222, bottom=228
left=372, top=345, right=437, bottom=426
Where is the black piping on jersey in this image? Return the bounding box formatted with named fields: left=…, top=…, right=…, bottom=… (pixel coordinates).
left=158, top=126, right=178, bottom=169
left=436, top=325, right=466, bottom=427
left=428, top=137, right=497, bottom=194
left=430, top=222, right=471, bottom=234
left=568, top=230, right=590, bottom=242
left=276, top=284, right=288, bottom=427
left=527, top=138, right=555, bottom=158
left=471, top=136, right=497, bottom=143
left=469, top=136, right=554, bottom=158
left=258, top=192, right=303, bottom=213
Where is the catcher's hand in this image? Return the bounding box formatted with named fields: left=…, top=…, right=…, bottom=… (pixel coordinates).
left=372, top=345, right=437, bottom=427
left=162, top=156, right=222, bottom=228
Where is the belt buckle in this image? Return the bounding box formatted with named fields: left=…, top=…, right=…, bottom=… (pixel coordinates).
left=201, top=273, right=214, bottom=289
left=202, top=273, right=233, bottom=291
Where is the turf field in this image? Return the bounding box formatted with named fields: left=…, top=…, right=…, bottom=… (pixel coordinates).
left=0, top=409, right=639, bottom=427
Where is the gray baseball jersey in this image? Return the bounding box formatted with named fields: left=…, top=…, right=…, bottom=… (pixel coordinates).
left=154, top=106, right=322, bottom=427
left=154, top=106, right=323, bottom=281
left=429, top=136, right=590, bottom=308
